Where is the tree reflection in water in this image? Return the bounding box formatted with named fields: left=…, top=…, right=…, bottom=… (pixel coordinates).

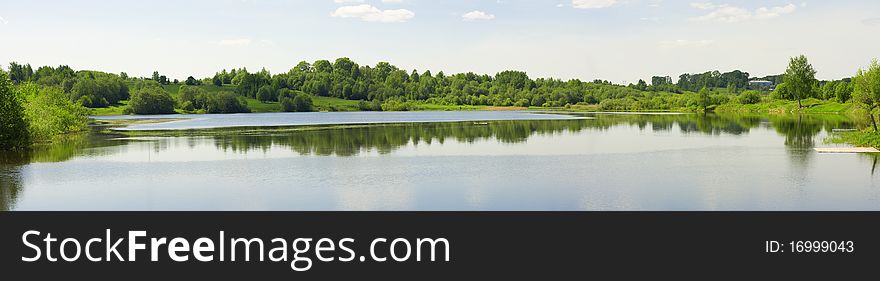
left=0, top=113, right=863, bottom=210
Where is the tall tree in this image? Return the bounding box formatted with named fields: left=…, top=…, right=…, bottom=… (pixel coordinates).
left=783, top=55, right=817, bottom=108
left=853, top=59, right=880, bottom=131
left=0, top=71, right=30, bottom=149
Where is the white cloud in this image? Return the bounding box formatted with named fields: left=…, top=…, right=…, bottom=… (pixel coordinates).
left=659, top=39, right=715, bottom=48
left=381, top=0, right=404, bottom=3
left=333, top=0, right=364, bottom=3
left=218, top=39, right=252, bottom=46
left=331, top=4, right=415, bottom=23
left=462, top=11, right=496, bottom=21
left=556, top=3, right=565, bottom=8
left=572, top=0, right=617, bottom=9
left=755, top=3, right=796, bottom=19
left=689, top=2, right=715, bottom=10
left=692, top=3, right=797, bottom=23
left=0, top=16, right=7, bottom=25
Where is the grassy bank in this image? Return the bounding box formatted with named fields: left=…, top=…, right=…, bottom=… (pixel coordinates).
left=90, top=84, right=858, bottom=117
left=714, top=98, right=852, bottom=114
left=829, top=130, right=880, bottom=148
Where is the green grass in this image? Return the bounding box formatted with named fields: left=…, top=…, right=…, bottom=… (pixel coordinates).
left=245, top=99, right=281, bottom=113
left=830, top=130, right=880, bottom=148
left=714, top=98, right=852, bottom=114
left=412, top=103, right=488, bottom=111
left=312, top=96, right=362, bottom=111
left=91, top=100, right=129, bottom=116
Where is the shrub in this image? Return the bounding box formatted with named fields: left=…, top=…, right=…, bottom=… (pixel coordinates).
left=19, top=84, right=90, bottom=141
left=738, top=91, right=762, bottom=104
left=178, top=85, right=208, bottom=110
left=381, top=98, right=416, bottom=111
left=129, top=86, right=175, bottom=114
left=281, top=93, right=313, bottom=112
left=206, top=91, right=250, bottom=114
left=277, top=88, right=293, bottom=100
left=256, top=85, right=276, bottom=103
left=357, top=100, right=382, bottom=111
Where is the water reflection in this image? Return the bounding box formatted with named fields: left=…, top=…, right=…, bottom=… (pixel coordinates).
left=0, top=113, right=868, bottom=211
left=0, top=152, right=26, bottom=211
left=0, top=113, right=860, bottom=161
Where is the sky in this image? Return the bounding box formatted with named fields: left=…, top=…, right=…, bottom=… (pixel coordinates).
left=1, top=0, right=878, bottom=83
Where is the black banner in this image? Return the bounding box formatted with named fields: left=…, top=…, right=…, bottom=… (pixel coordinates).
left=1, top=212, right=877, bottom=279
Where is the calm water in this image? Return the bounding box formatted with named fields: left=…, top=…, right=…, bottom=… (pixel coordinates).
left=2, top=111, right=879, bottom=211
left=93, top=110, right=585, bottom=130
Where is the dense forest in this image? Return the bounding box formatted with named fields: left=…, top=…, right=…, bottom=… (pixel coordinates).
left=2, top=55, right=880, bottom=150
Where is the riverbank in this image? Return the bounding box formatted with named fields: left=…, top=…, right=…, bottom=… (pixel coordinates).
left=829, top=130, right=880, bottom=149
left=92, top=97, right=858, bottom=116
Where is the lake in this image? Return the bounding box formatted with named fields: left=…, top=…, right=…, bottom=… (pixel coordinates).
left=2, top=111, right=878, bottom=211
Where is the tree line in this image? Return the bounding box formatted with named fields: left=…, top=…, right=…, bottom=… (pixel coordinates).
left=3, top=56, right=863, bottom=116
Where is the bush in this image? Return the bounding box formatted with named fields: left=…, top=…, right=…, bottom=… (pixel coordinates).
left=19, top=84, right=90, bottom=141
left=129, top=86, right=175, bottom=114
left=0, top=72, right=30, bottom=149
left=178, top=85, right=208, bottom=110
left=357, top=100, right=382, bottom=111
left=256, top=85, right=276, bottom=103
left=738, top=91, right=762, bottom=104
left=282, top=93, right=313, bottom=112
left=180, top=101, right=195, bottom=112
left=206, top=91, right=250, bottom=114
left=381, top=98, right=417, bottom=111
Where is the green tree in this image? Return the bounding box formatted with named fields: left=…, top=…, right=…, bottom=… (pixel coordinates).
left=128, top=86, right=175, bottom=114
left=697, top=87, right=711, bottom=111
left=256, top=85, right=276, bottom=103
left=205, top=91, right=250, bottom=114
left=853, top=59, right=880, bottom=131
left=835, top=81, right=852, bottom=103
left=783, top=55, right=818, bottom=108
left=292, top=93, right=313, bottom=112
left=0, top=71, right=30, bottom=149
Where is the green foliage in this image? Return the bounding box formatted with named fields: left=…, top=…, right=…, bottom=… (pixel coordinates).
left=381, top=98, right=418, bottom=111
left=128, top=85, right=175, bottom=114
left=205, top=91, right=250, bottom=114
left=256, top=85, right=276, bottom=103
left=853, top=59, right=880, bottom=106
left=357, top=100, right=383, bottom=111
left=737, top=91, right=762, bottom=104
left=66, top=74, right=129, bottom=108
left=697, top=88, right=711, bottom=111
left=281, top=93, right=313, bottom=112
left=783, top=55, right=818, bottom=106
left=19, top=84, right=90, bottom=141
left=830, top=130, right=880, bottom=149
left=853, top=59, right=880, bottom=130
left=835, top=81, right=853, bottom=103
left=178, top=85, right=209, bottom=110
left=0, top=72, right=30, bottom=149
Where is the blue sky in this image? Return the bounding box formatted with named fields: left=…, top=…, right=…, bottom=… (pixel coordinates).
left=1, top=0, right=878, bottom=83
